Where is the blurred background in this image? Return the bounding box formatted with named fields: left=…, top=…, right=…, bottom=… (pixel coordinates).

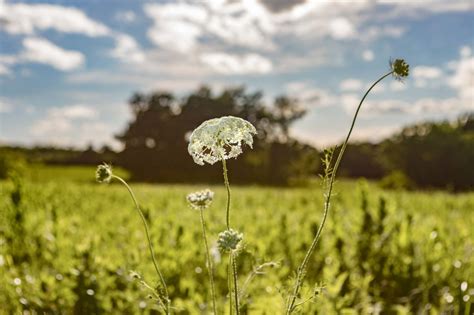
left=0, top=0, right=473, bottom=188
left=0, top=1, right=474, bottom=314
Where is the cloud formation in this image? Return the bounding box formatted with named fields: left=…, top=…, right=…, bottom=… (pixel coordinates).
left=21, top=37, right=85, bottom=71
left=0, top=2, right=110, bottom=36
left=448, top=46, right=474, bottom=100
left=28, top=104, right=120, bottom=148
left=200, top=53, right=273, bottom=75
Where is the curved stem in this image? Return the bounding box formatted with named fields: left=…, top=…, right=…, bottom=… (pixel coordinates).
left=222, top=159, right=231, bottom=230
left=286, top=71, right=393, bottom=314
left=231, top=253, right=240, bottom=315
left=199, top=208, right=218, bottom=315
left=113, top=175, right=170, bottom=314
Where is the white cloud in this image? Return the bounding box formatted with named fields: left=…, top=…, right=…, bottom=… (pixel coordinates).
left=367, top=82, right=386, bottom=94
left=343, top=96, right=473, bottom=116
left=143, top=1, right=277, bottom=53
left=29, top=104, right=108, bottom=148
left=286, top=79, right=470, bottom=119
left=49, top=104, right=98, bottom=119
left=329, top=17, right=356, bottom=39
left=110, top=34, right=145, bottom=64
left=285, top=82, right=336, bottom=107
left=362, top=49, right=374, bottom=61
left=376, top=0, right=472, bottom=14
left=460, top=46, right=472, bottom=58
left=413, top=66, right=443, bottom=79
left=200, top=53, right=273, bottom=75
left=0, top=2, right=110, bottom=36
left=115, top=10, right=136, bottom=23
left=144, top=3, right=207, bottom=53
left=0, top=38, right=85, bottom=73
left=0, top=99, right=13, bottom=113
left=20, top=37, right=85, bottom=71
left=412, top=65, right=443, bottom=88
left=0, top=55, right=18, bottom=76
left=0, top=63, right=11, bottom=76
left=389, top=80, right=407, bottom=91
left=0, top=1, right=145, bottom=70
left=361, top=25, right=405, bottom=41
left=340, top=79, right=364, bottom=91
left=448, top=47, right=474, bottom=100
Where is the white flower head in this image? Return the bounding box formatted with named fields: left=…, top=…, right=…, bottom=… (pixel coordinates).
left=188, top=116, right=257, bottom=165
left=187, top=189, right=214, bottom=210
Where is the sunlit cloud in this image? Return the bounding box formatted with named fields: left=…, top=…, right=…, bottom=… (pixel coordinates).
left=200, top=53, right=273, bottom=75
left=0, top=2, right=110, bottom=36
left=340, top=79, right=364, bottom=91
left=362, top=49, right=375, bottom=62
left=21, top=37, right=85, bottom=71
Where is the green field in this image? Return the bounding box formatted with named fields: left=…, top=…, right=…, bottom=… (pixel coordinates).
left=1, top=166, right=473, bottom=314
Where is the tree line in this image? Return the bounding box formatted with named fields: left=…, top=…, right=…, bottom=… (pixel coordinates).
left=1, top=87, right=472, bottom=190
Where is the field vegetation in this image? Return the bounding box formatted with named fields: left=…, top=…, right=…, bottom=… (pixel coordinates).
left=1, top=166, right=472, bottom=314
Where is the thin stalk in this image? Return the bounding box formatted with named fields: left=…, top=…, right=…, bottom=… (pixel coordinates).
left=222, top=159, right=231, bottom=229
left=239, top=262, right=277, bottom=301
left=113, top=175, right=170, bottom=314
left=286, top=71, right=393, bottom=314
left=199, top=208, right=218, bottom=314
left=231, top=253, right=240, bottom=315
left=221, top=157, right=239, bottom=314
left=228, top=255, right=233, bottom=315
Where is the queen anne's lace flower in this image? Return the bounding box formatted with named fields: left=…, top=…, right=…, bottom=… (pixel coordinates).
left=390, top=58, right=409, bottom=81
left=217, top=229, right=243, bottom=252
left=188, top=116, right=257, bottom=165
left=96, top=163, right=113, bottom=183
left=187, top=189, right=214, bottom=210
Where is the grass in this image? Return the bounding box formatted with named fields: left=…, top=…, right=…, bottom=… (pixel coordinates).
left=0, top=166, right=473, bottom=314
left=27, top=164, right=130, bottom=183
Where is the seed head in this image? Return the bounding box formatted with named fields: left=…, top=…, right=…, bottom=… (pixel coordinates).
left=390, top=58, right=409, bottom=81
left=188, top=116, right=257, bottom=165
left=217, top=229, right=243, bottom=252
left=187, top=189, right=214, bottom=210
left=96, top=163, right=113, bottom=183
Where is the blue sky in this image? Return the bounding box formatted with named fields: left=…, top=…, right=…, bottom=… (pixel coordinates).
left=0, top=0, right=473, bottom=150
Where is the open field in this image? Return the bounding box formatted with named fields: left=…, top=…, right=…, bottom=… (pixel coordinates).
left=1, top=166, right=473, bottom=314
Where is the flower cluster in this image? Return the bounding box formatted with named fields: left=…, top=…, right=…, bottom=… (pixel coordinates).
left=186, top=189, right=214, bottom=210
left=188, top=116, right=257, bottom=165
left=391, top=58, right=410, bottom=81
left=217, top=229, right=243, bottom=252
left=96, top=163, right=113, bottom=183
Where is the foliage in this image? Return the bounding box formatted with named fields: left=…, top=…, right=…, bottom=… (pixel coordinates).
left=116, top=86, right=318, bottom=185
left=0, top=145, right=117, bottom=166
left=0, top=149, right=27, bottom=179
left=379, top=170, right=414, bottom=190
left=380, top=113, right=474, bottom=191
left=331, top=113, right=474, bottom=191
left=1, top=175, right=472, bottom=314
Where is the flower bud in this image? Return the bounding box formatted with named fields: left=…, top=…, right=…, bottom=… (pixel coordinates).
left=391, top=58, right=409, bottom=80
left=187, top=189, right=214, bottom=210
left=96, top=163, right=113, bottom=183
left=217, top=229, right=243, bottom=252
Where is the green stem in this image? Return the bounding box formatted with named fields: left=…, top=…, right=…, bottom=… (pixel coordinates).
left=231, top=253, right=240, bottom=315
left=113, top=175, right=170, bottom=314
left=199, top=208, right=218, bottom=315
left=286, top=71, right=393, bottom=314
left=222, top=159, right=231, bottom=229
left=222, top=157, right=239, bottom=314
left=228, top=255, right=233, bottom=315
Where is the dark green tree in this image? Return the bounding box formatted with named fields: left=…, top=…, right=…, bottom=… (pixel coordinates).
left=116, top=86, right=319, bottom=184
left=380, top=113, right=474, bottom=191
